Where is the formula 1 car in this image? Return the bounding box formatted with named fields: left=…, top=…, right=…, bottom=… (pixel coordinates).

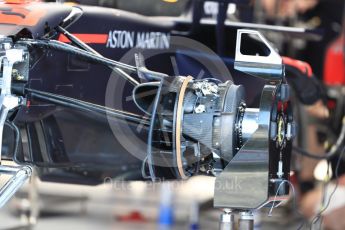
left=0, top=0, right=321, bottom=227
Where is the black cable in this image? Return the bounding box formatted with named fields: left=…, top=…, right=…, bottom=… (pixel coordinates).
left=293, top=116, right=345, bottom=160
left=310, top=146, right=345, bottom=229
left=141, top=155, right=150, bottom=179
left=5, top=121, right=21, bottom=164
left=132, top=82, right=160, bottom=115
left=145, top=76, right=165, bottom=181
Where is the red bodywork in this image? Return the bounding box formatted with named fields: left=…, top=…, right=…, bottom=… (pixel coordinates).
left=324, top=35, right=345, bottom=86
left=283, top=56, right=313, bottom=78
left=0, top=4, right=46, bottom=27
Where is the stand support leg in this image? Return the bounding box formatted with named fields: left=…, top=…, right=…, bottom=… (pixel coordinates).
left=238, top=211, right=254, bottom=230
left=219, top=209, right=236, bottom=230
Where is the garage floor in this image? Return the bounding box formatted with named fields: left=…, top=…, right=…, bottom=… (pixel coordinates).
left=0, top=176, right=306, bottom=230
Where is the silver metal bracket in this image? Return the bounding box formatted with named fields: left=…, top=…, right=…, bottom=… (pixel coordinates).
left=219, top=209, right=236, bottom=230
left=214, top=30, right=290, bottom=211
left=214, top=84, right=279, bottom=210
left=0, top=39, right=31, bottom=209
left=0, top=42, right=25, bottom=161
left=0, top=165, right=32, bottom=208
left=234, top=29, right=283, bottom=79
left=238, top=211, right=254, bottom=230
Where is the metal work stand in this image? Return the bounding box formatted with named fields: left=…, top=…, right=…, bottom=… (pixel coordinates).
left=219, top=210, right=254, bottom=230
left=219, top=209, right=235, bottom=230
left=238, top=212, right=254, bottom=230
left=0, top=39, right=33, bottom=210
left=0, top=165, right=32, bottom=209
left=215, top=30, right=291, bottom=230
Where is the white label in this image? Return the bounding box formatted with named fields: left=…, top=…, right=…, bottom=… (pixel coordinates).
left=106, top=30, right=170, bottom=50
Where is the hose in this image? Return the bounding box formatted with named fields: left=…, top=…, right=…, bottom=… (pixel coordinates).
left=293, top=116, right=345, bottom=160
